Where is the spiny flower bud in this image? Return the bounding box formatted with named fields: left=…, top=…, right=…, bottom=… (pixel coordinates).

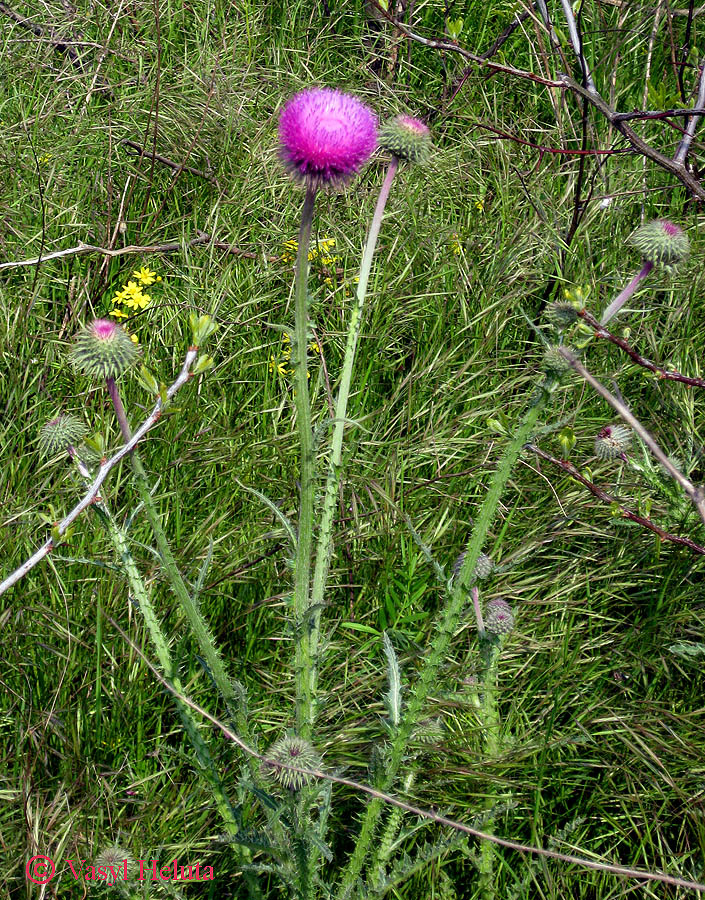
left=378, top=115, right=432, bottom=164
left=262, top=735, right=321, bottom=791
left=594, top=424, right=631, bottom=460
left=93, top=847, right=134, bottom=881
left=39, top=414, right=87, bottom=458
left=71, top=319, right=140, bottom=380
left=542, top=346, right=574, bottom=380
left=546, top=301, right=579, bottom=330
left=629, top=219, right=689, bottom=273
left=485, top=599, right=514, bottom=636
left=453, top=551, right=494, bottom=582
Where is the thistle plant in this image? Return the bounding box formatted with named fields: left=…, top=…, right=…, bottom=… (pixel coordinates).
left=6, top=74, right=705, bottom=900
left=278, top=87, right=378, bottom=737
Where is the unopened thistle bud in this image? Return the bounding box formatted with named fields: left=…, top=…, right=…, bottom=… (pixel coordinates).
left=93, top=847, right=134, bottom=881
left=485, top=598, right=514, bottom=636
left=542, top=346, right=574, bottom=380
left=378, top=115, right=432, bottom=165
left=71, top=319, right=140, bottom=380
left=262, top=735, right=321, bottom=791
left=594, top=424, right=631, bottom=460
left=546, top=301, right=579, bottom=330
left=629, top=219, right=689, bottom=273
left=39, top=414, right=87, bottom=458
left=453, top=551, right=494, bottom=582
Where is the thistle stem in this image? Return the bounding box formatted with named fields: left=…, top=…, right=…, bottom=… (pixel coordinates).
left=477, top=641, right=502, bottom=899
left=67, top=450, right=259, bottom=893
left=304, top=158, right=399, bottom=735
left=337, top=395, right=544, bottom=899
left=600, top=260, right=654, bottom=325
left=292, top=183, right=318, bottom=737
left=105, top=377, right=258, bottom=780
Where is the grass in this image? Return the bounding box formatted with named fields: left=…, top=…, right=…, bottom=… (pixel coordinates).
left=1, top=0, right=705, bottom=897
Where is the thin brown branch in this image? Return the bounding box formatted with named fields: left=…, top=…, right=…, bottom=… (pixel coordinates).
left=527, top=443, right=705, bottom=555
left=613, top=106, right=705, bottom=122
left=0, top=0, right=85, bottom=69
left=121, top=139, right=217, bottom=184
left=560, top=74, right=705, bottom=201
left=367, top=0, right=564, bottom=87
left=0, top=232, right=281, bottom=270
left=108, top=615, right=705, bottom=894
left=579, top=309, right=705, bottom=388
left=557, top=348, right=705, bottom=526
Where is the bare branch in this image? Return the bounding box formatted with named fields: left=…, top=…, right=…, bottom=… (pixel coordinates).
left=527, top=443, right=705, bottom=555
left=579, top=309, right=705, bottom=388
left=560, top=74, right=705, bottom=201
left=121, top=139, right=217, bottom=184
left=557, top=348, right=705, bottom=527
left=0, top=232, right=281, bottom=270
left=0, top=349, right=198, bottom=597
left=674, top=57, right=705, bottom=164
left=366, top=0, right=565, bottom=87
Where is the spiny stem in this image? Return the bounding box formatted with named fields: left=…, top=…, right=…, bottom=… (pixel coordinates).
left=68, top=452, right=260, bottom=894
left=292, top=183, right=318, bottom=738
left=478, top=642, right=502, bottom=899
left=105, top=377, right=259, bottom=783
left=337, top=396, right=545, bottom=899
left=305, top=159, right=399, bottom=733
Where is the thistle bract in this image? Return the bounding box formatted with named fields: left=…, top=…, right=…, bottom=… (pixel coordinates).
left=546, top=301, right=579, bottom=330
left=453, top=551, right=494, bottom=582
left=543, top=346, right=574, bottom=380
left=629, top=219, right=689, bottom=273
left=279, top=87, right=377, bottom=189
left=71, top=318, right=140, bottom=380
left=39, top=414, right=87, bottom=458
left=378, top=115, right=432, bottom=165
left=262, top=735, right=321, bottom=791
left=595, top=424, right=631, bottom=460
left=485, top=598, right=514, bottom=636
left=93, top=847, right=134, bottom=881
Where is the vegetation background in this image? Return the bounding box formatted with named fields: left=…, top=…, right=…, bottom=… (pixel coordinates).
left=1, top=0, right=704, bottom=897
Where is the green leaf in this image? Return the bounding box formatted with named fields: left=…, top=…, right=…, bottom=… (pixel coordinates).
left=382, top=631, right=402, bottom=728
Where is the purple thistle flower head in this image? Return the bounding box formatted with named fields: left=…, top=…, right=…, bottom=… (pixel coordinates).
left=279, top=87, right=377, bottom=190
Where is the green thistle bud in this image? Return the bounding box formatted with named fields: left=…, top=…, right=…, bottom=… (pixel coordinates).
left=39, top=414, right=87, bottom=458
left=70, top=318, right=140, bottom=380
left=93, top=847, right=134, bottom=881
left=485, top=598, right=514, bottom=636
left=629, top=219, right=689, bottom=273
left=546, top=301, right=579, bottom=330
left=262, top=735, right=321, bottom=791
left=594, top=424, right=631, bottom=460
left=453, top=551, right=494, bottom=582
left=411, top=717, right=445, bottom=745
left=378, top=115, right=432, bottom=165
left=542, top=346, right=574, bottom=380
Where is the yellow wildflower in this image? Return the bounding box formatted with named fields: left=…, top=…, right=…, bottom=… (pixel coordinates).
left=109, top=308, right=129, bottom=319
left=269, top=356, right=288, bottom=377
left=309, top=341, right=320, bottom=354
left=132, top=266, right=158, bottom=286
